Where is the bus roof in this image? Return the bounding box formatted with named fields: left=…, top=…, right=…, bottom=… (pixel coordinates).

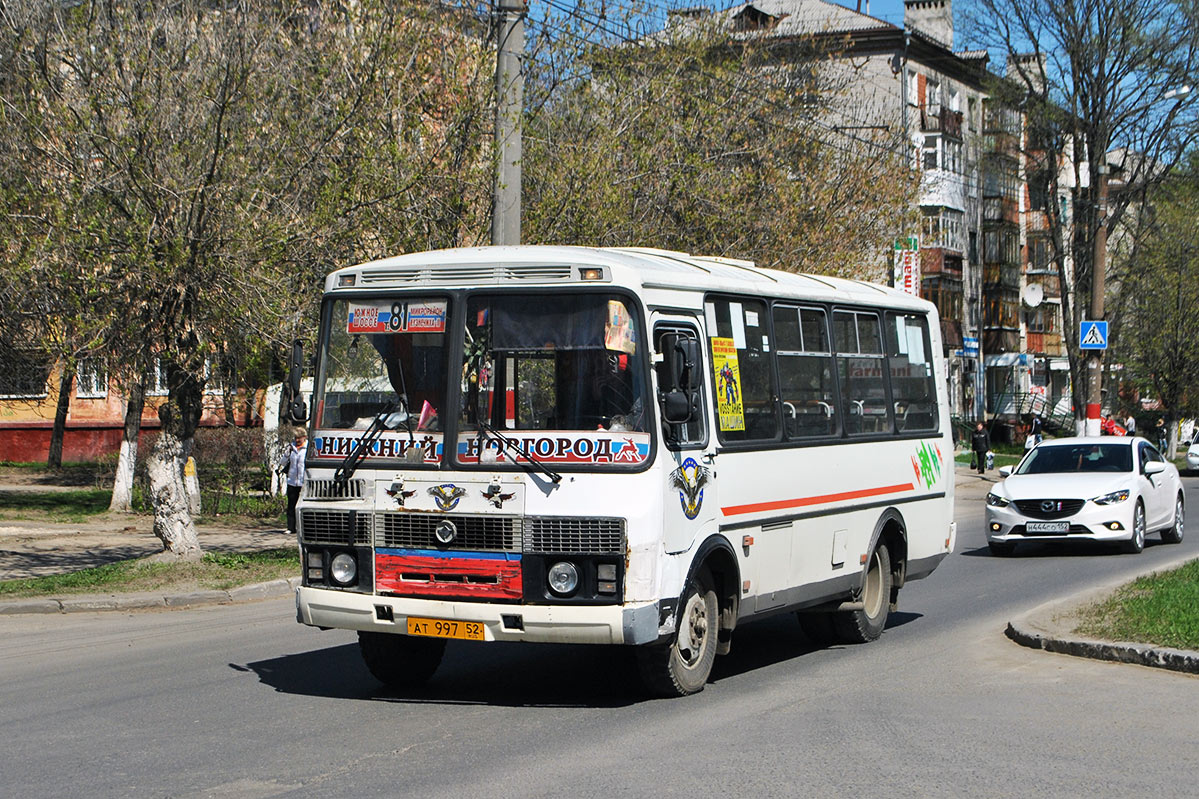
left=328, top=245, right=932, bottom=311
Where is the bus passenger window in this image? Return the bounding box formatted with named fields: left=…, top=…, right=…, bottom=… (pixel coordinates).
left=886, top=313, right=938, bottom=432
left=705, top=297, right=778, bottom=443
left=774, top=305, right=838, bottom=439
left=835, top=310, right=892, bottom=436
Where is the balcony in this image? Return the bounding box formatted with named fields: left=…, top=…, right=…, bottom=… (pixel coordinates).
left=983, top=328, right=1021, bottom=354
left=983, top=264, right=1021, bottom=288
left=1025, top=271, right=1062, bottom=299
left=983, top=196, right=1019, bottom=223
left=1026, top=332, right=1065, bottom=356
left=920, top=248, right=964, bottom=275
left=921, top=106, right=964, bottom=139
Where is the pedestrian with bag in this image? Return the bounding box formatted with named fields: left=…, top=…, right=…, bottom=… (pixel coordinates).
left=971, top=421, right=990, bottom=475
left=279, top=427, right=307, bottom=536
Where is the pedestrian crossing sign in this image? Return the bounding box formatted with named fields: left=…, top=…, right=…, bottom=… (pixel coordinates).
left=1080, top=320, right=1108, bottom=350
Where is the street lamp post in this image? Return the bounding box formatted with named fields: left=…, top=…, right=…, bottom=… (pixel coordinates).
left=1084, top=84, right=1191, bottom=437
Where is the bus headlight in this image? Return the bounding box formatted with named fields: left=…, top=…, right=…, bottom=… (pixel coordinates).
left=330, top=552, right=358, bottom=586
left=547, top=561, right=579, bottom=596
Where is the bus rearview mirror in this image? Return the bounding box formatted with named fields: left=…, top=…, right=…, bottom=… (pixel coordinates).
left=287, top=339, right=308, bottom=423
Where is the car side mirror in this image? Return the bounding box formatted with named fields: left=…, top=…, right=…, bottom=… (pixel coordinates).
left=1144, top=460, right=1166, bottom=475
left=998, top=466, right=1013, bottom=478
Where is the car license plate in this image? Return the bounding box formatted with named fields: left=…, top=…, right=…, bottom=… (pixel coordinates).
left=1026, top=521, right=1069, bottom=533
left=407, top=616, right=485, bottom=641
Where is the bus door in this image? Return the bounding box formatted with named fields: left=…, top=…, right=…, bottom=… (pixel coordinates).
left=653, top=317, right=717, bottom=555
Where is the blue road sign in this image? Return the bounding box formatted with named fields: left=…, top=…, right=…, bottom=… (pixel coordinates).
left=1080, top=320, right=1108, bottom=350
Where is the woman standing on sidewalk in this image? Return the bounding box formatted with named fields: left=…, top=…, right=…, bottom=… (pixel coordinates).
left=280, top=428, right=307, bottom=535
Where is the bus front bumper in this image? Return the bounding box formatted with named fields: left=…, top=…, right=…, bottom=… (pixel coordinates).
left=296, top=586, right=664, bottom=645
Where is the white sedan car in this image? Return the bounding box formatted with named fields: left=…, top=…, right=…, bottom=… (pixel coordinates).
left=985, top=437, right=1184, bottom=556
left=1187, top=437, right=1199, bottom=471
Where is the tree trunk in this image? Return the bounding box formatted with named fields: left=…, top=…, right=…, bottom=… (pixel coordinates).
left=147, top=365, right=206, bottom=559
left=148, top=428, right=203, bottom=559
left=47, top=365, right=74, bottom=469
left=109, top=380, right=145, bottom=512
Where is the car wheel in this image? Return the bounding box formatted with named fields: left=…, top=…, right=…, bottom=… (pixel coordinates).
left=1123, top=500, right=1146, bottom=554
left=637, top=568, right=718, bottom=696
left=1161, top=493, right=1185, bottom=544
left=988, top=541, right=1016, bottom=557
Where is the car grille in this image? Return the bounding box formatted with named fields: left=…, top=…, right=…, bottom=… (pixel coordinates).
left=376, top=513, right=520, bottom=551
left=1013, top=499, right=1086, bottom=519
left=372, top=512, right=626, bottom=554
left=304, top=478, right=366, bottom=500
left=299, top=509, right=373, bottom=545
left=1012, top=524, right=1092, bottom=537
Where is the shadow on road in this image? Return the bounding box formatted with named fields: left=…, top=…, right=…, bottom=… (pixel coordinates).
left=242, top=610, right=923, bottom=706
left=958, top=539, right=1165, bottom=558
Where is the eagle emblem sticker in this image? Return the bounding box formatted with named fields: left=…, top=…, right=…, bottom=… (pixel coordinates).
left=428, top=483, right=467, bottom=511
left=670, top=458, right=710, bottom=520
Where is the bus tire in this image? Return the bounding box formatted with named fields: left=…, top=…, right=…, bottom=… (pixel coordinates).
left=832, top=543, right=892, bottom=644
left=358, top=631, right=445, bottom=687
left=637, top=569, right=718, bottom=697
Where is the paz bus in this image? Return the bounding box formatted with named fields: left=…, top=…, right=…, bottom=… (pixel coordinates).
left=289, top=245, right=955, bottom=696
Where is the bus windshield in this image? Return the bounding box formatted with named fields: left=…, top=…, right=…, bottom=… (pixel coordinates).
left=457, top=293, right=648, bottom=436
left=315, top=297, right=450, bottom=430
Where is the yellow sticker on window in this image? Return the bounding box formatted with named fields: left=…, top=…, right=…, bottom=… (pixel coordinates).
left=711, top=337, right=745, bottom=432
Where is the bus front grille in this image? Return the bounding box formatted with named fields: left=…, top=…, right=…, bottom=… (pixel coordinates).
left=375, top=513, right=520, bottom=552
left=371, top=514, right=626, bottom=555
left=299, top=509, right=373, bottom=545
left=304, top=478, right=366, bottom=500
left=524, top=517, right=625, bottom=554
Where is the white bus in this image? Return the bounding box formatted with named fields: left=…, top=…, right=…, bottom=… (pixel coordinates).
left=292, top=246, right=955, bottom=696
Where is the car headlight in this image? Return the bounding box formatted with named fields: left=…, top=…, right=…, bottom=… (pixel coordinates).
left=986, top=492, right=1010, bottom=508
left=1091, top=489, right=1130, bottom=505
left=330, top=552, right=358, bottom=585
left=547, top=561, right=579, bottom=596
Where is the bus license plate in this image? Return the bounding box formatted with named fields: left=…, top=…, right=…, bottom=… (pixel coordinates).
left=407, top=617, right=485, bottom=641
left=1026, top=521, right=1069, bottom=533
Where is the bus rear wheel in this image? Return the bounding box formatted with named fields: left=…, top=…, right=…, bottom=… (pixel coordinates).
left=358, top=631, right=446, bottom=688
left=637, top=569, right=718, bottom=697
left=831, top=543, right=892, bottom=644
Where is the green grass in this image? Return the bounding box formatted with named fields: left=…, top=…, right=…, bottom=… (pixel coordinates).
left=0, top=489, right=113, bottom=522
left=954, top=452, right=1024, bottom=469
left=0, top=548, right=300, bottom=598
left=1074, top=559, right=1199, bottom=651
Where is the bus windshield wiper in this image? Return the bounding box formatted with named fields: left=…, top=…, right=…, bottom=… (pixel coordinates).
left=476, top=419, right=562, bottom=484
left=333, top=404, right=409, bottom=486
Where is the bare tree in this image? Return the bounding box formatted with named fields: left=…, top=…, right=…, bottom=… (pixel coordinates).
left=1, top=0, right=494, bottom=556
left=964, top=0, right=1199, bottom=430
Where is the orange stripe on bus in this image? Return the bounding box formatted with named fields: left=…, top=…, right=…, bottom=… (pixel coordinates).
left=720, top=483, right=916, bottom=517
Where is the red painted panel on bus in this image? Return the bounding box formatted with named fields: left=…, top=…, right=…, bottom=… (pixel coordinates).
left=375, top=552, right=523, bottom=600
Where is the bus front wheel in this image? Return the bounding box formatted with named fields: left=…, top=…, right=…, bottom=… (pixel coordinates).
left=637, top=569, right=718, bottom=697
left=832, top=542, right=892, bottom=644
left=358, top=631, right=445, bottom=688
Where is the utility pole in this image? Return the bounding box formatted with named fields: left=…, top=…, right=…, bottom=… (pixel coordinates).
left=491, top=0, right=525, bottom=247
left=1085, top=160, right=1108, bottom=437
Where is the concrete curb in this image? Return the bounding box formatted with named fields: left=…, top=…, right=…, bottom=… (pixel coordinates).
left=0, top=576, right=300, bottom=616
left=1005, top=552, right=1199, bottom=676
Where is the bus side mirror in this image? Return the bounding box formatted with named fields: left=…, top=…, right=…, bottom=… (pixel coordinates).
left=660, top=335, right=700, bottom=427
left=287, top=339, right=308, bottom=423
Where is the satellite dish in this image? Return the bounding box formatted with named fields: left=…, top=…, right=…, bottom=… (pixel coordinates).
left=1022, top=283, right=1044, bottom=307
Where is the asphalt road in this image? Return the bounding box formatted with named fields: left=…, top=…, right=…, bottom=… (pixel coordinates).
left=3, top=474, right=1198, bottom=799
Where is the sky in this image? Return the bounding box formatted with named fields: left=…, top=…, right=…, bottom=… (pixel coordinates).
left=829, top=0, right=907, bottom=28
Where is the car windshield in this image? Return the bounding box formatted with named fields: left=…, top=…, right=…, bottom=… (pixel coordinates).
left=315, top=297, right=450, bottom=430
left=1016, top=443, right=1132, bottom=474
left=457, top=293, right=648, bottom=436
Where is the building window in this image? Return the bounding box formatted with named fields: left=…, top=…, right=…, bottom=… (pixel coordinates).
left=147, top=358, right=170, bottom=396
left=923, top=135, right=940, bottom=170
left=1028, top=235, right=1053, bottom=273
left=984, top=227, right=1019, bottom=265
left=922, top=207, right=965, bottom=252
left=76, top=358, right=108, bottom=399
left=1023, top=305, right=1057, bottom=334
left=1029, top=170, right=1050, bottom=211
left=943, top=139, right=962, bottom=173
left=921, top=276, right=963, bottom=323
left=0, top=349, right=52, bottom=398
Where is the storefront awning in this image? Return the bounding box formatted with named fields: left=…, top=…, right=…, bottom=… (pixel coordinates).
left=983, top=352, right=1030, bottom=367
